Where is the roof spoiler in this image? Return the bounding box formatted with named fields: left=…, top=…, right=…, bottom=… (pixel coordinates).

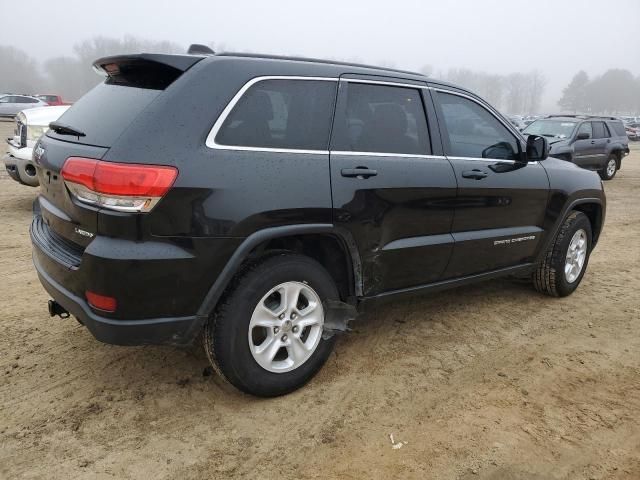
left=92, top=53, right=205, bottom=89
left=93, top=53, right=204, bottom=75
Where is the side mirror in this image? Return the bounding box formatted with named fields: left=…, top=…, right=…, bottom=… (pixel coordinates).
left=526, top=135, right=549, bottom=161
left=576, top=132, right=590, bottom=140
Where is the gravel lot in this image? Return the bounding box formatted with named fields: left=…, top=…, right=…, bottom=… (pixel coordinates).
left=1, top=119, right=639, bottom=480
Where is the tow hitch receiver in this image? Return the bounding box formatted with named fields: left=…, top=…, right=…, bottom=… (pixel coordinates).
left=48, top=300, right=70, bottom=319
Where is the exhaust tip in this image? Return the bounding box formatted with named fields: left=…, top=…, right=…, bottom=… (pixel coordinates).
left=48, top=300, right=70, bottom=319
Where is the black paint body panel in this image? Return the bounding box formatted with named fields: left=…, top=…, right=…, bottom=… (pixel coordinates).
left=29, top=54, right=606, bottom=345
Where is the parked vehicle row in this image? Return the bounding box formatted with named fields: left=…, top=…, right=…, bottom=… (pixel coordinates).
left=0, top=94, right=48, bottom=117
left=31, top=49, right=605, bottom=396
left=0, top=93, right=70, bottom=118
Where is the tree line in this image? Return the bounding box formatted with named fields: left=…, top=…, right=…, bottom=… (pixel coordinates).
left=1, top=37, right=550, bottom=113
left=433, top=66, right=547, bottom=114
left=558, top=69, right=640, bottom=115
left=1, top=36, right=637, bottom=116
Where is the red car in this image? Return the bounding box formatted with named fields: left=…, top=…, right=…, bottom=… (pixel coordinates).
left=35, top=94, right=71, bottom=106
left=625, top=123, right=640, bottom=141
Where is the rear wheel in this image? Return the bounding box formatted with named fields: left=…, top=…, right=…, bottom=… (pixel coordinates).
left=599, top=154, right=618, bottom=180
left=533, top=211, right=592, bottom=297
left=203, top=253, right=338, bottom=397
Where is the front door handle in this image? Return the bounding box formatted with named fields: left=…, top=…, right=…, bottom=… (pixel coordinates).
left=461, top=169, right=488, bottom=180
left=341, top=167, right=378, bottom=179
left=590, top=140, right=596, bottom=144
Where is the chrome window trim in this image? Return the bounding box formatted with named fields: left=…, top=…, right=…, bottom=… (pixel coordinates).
left=205, top=76, right=339, bottom=151
left=433, top=88, right=525, bottom=142
left=332, top=151, right=445, bottom=160
left=341, top=78, right=430, bottom=89
left=448, top=156, right=538, bottom=165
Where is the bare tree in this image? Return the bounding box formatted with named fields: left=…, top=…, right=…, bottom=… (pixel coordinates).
left=0, top=46, right=45, bottom=94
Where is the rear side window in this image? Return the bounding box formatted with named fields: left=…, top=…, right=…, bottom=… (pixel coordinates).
left=437, top=92, right=518, bottom=160
left=592, top=121, right=607, bottom=139
left=609, top=121, right=626, bottom=137
left=331, top=82, right=430, bottom=155
left=47, top=83, right=161, bottom=147
left=215, top=79, right=337, bottom=151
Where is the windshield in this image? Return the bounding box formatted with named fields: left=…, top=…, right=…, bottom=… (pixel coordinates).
left=523, top=120, right=577, bottom=139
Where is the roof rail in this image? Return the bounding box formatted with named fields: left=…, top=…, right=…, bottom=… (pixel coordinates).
left=215, top=51, right=426, bottom=78
left=546, top=114, right=619, bottom=120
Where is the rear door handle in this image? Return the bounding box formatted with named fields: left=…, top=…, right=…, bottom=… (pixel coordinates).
left=461, top=169, right=488, bottom=180
left=341, top=167, right=378, bottom=179
left=590, top=140, right=596, bottom=144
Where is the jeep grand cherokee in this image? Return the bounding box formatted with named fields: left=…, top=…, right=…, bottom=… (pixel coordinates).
left=30, top=50, right=606, bottom=396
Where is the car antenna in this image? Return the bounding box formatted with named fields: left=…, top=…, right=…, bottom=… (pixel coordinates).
left=187, top=44, right=215, bottom=55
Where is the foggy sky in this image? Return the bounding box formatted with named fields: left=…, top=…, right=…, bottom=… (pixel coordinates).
left=3, top=0, right=639, bottom=110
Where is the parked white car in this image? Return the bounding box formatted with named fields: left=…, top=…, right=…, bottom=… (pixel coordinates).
left=3, top=105, right=70, bottom=186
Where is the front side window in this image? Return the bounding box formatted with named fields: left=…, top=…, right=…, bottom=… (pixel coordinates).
left=216, top=79, right=337, bottom=150
left=437, top=92, right=519, bottom=160
left=577, top=122, right=592, bottom=138
left=331, top=82, right=430, bottom=155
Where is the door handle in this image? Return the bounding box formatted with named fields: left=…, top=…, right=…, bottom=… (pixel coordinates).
left=590, top=140, right=596, bottom=144
left=461, top=169, right=488, bottom=180
left=341, top=167, right=378, bottom=179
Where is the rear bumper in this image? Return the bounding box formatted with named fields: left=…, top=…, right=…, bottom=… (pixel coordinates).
left=33, top=251, right=203, bottom=346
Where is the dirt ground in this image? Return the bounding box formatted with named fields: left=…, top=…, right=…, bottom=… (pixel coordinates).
left=0, top=118, right=638, bottom=480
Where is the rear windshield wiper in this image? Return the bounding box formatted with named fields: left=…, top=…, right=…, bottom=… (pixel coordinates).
left=49, top=121, right=86, bottom=138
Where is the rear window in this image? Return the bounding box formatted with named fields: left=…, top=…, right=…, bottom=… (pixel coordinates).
left=215, top=79, right=337, bottom=151
left=47, top=83, right=161, bottom=147
left=609, top=121, right=626, bottom=137
left=592, top=121, right=607, bottom=139
left=331, top=82, right=430, bottom=155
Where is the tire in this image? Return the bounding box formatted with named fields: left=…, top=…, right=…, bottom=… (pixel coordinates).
left=533, top=211, right=592, bottom=297
left=203, top=252, right=338, bottom=397
left=599, top=154, right=618, bottom=180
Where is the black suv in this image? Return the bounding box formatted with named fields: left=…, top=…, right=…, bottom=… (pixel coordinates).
left=523, top=115, right=629, bottom=180
left=31, top=51, right=606, bottom=396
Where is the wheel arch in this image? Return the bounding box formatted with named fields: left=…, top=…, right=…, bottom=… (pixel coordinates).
left=572, top=201, right=604, bottom=246
left=196, top=224, right=362, bottom=319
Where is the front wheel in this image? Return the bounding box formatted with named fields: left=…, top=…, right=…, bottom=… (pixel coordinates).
left=203, top=253, right=338, bottom=397
left=533, top=211, right=592, bottom=297
left=599, top=154, right=618, bottom=180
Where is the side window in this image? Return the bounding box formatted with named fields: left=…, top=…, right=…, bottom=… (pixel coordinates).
left=437, top=92, right=518, bottom=160
left=215, top=79, right=337, bottom=150
left=0, top=96, right=9, bottom=103
left=592, top=122, right=607, bottom=139
left=577, top=122, right=592, bottom=138
left=331, top=82, right=430, bottom=155
left=27, top=97, right=39, bottom=104
left=609, top=121, right=626, bottom=137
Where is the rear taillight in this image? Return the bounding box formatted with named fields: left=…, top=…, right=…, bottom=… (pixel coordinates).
left=61, top=157, right=178, bottom=212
